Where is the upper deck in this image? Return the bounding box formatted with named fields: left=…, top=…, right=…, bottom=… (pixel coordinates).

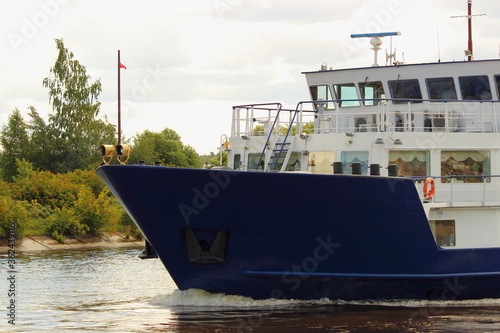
left=231, top=59, right=500, bottom=136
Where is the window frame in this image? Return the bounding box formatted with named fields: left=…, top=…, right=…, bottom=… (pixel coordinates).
left=425, top=77, right=458, bottom=101
left=388, top=79, right=423, bottom=104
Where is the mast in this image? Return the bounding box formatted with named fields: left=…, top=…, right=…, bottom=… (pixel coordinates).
left=451, top=0, right=486, bottom=61
left=467, top=0, right=473, bottom=61
left=117, top=50, right=122, bottom=145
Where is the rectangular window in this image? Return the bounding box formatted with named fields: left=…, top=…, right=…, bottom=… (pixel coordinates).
left=495, top=75, right=500, bottom=100
left=459, top=75, right=492, bottom=100
left=308, top=152, right=334, bottom=174
left=441, top=150, right=490, bottom=183
left=333, top=83, right=360, bottom=107
left=233, top=154, right=241, bottom=170
left=388, top=79, right=423, bottom=103
left=341, top=151, right=369, bottom=175
left=309, top=85, right=335, bottom=110
left=389, top=151, right=429, bottom=177
left=248, top=153, right=264, bottom=170
left=359, top=81, right=385, bottom=106
left=285, top=153, right=302, bottom=171
left=426, top=77, right=457, bottom=100
left=429, top=220, right=456, bottom=247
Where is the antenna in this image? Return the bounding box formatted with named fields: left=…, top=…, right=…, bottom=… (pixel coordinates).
left=437, top=24, right=441, bottom=63
left=450, top=0, right=486, bottom=61
left=351, top=32, right=401, bottom=66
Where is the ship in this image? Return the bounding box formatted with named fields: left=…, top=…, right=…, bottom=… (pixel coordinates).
left=97, top=32, right=500, bottom=301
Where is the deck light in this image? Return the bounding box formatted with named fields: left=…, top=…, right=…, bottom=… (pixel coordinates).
left=100, top=145, right=115, bottom=165
left=116, top=144, right=131, bottom=165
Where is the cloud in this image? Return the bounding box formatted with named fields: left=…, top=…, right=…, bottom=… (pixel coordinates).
left=1, top=0, right=500, bottom=155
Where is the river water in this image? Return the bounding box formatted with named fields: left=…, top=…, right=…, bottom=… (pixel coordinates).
left=3, top=247, right=500, bottom=332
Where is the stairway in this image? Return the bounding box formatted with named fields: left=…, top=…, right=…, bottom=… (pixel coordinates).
left=265, top=136, right=295, bottom=172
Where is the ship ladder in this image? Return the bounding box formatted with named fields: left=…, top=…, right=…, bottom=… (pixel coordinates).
left=266, top=137, right=295, bottom=172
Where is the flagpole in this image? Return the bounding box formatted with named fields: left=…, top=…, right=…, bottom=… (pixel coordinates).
left=117, top=50, right=122, bottom=145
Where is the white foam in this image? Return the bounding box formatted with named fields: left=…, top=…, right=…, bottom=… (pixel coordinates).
left=150, top=289, right=500, bottom=309
left=151, top=289, right=307, bottom=308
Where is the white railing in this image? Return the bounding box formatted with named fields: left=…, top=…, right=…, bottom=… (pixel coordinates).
left=231, top=99, right=500, bottom=137
left=413, top=175, right=500, bottom=206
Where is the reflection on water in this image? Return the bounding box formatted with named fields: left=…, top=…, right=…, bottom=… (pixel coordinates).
left=4, top=248, right=500, bottom=332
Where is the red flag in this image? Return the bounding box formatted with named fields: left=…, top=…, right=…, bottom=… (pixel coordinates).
left=120, top=62, right=127, bottom=69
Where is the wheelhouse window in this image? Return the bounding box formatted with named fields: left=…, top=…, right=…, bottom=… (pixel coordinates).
left=389, top=151, right=428, bottom=177
left=309, top=85, right=335, bottom=110
left=388, top=79, right=423, bottom=103
left=359, top=81, right=385, bottom=106
left=441, top=150, right=490, bottom=183
left=459, top=75, right=492, bottom=100
left=426, top=77, right=457, bottom=100
left=429, top=220, right=456, bottom=247
left=341, top=151, right=368, bottom=175
left=333, top=83, right=360, bottom=107
left=495, top=75, right=500, bottom=100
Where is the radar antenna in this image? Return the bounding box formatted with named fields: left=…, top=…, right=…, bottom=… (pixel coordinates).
left=350, top=32, right=401, bottom=67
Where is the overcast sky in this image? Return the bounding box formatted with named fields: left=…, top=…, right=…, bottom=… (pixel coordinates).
left=1, top=0, right=499, bottom=155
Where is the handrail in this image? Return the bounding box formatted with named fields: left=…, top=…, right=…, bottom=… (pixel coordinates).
left=232, top=99, right=500, bottom=137
left=411, top=175, right=500, bottom=205
left=254, top=103, right=283, bottom=170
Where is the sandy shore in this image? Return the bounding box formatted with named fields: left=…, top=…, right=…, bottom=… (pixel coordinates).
left=0, top=233, right=144, bottom=253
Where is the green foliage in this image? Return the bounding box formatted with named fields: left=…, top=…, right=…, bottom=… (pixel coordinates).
left=0, top=192, right=29, bottom=239
left=0, top=39, right=116, bottom=177
left=40, top=38, right=116, bottom=172
left=252, top=121, right=315, bottom=137
left=73, top=188, right=115, bottom=235
left=46, top=207, right=89, bottom=242
left=207, top=151, right=227, bottom=168
left=0, top=109, right=30, bottom=181
left=0, top=160, right=125, bottom=241
left=131, top=128, right=202, bottom=168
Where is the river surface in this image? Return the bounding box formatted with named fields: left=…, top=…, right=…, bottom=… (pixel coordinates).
left=2, top=247, right=500, bottom=332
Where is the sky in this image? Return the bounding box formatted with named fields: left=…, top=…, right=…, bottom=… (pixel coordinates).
left=1, top=0, right=499, bottom=155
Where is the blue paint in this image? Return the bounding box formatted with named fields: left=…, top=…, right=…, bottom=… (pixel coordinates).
left=97, top=165, right=500, bottom=300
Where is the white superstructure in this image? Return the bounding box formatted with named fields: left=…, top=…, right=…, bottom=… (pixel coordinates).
left=223, top=58, right=500, bottom=250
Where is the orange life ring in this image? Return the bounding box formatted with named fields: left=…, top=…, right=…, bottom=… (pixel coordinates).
left=423, top=177, right=436, bottom=200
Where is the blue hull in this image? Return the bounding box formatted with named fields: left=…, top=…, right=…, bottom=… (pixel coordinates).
left=97, top=165, right=500, bottom=300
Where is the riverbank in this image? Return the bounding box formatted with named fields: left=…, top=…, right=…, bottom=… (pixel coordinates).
left=0, top=233, right=144, bottom=253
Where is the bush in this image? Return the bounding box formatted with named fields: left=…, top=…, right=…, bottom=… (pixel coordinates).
left=0, top=196, right=29, bottom=238
left=46, top=207, right=89, bottom=242
left=73, top=188, right=116, bottom=235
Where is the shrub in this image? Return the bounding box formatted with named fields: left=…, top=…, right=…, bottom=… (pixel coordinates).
left=46, top=207, right=89, bottom=242
left=0, top=196, right=29, bottom=238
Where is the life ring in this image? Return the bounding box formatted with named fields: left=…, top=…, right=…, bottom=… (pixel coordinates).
left=423, top=177, right=436, bottom=200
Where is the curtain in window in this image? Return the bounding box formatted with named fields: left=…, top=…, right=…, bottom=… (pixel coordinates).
left=441, top=151, right=488, bottom=162
left=389, top=151, right=427, bottom=162
left=342, top=151, right=369, bottom=163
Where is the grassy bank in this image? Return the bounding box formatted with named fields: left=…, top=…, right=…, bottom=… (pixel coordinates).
left=0, top=160, right=142, bottom=243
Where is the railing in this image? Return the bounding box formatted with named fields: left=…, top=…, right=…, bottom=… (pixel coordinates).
left=231, top=99, right=500, bottom=137
left=412, top=175, right=500, bottom=205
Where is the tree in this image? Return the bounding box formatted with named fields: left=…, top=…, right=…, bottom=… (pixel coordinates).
left=0, top=109, right=31, bottom=181
left=25, top=106, right=55, bottom=172
left=131, top=128, right=202, bottom=168
left=42, top=38, right=115, bottom=172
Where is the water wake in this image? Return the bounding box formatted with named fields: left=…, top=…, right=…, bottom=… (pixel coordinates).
left=151, top=289, right=500, bottom=309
